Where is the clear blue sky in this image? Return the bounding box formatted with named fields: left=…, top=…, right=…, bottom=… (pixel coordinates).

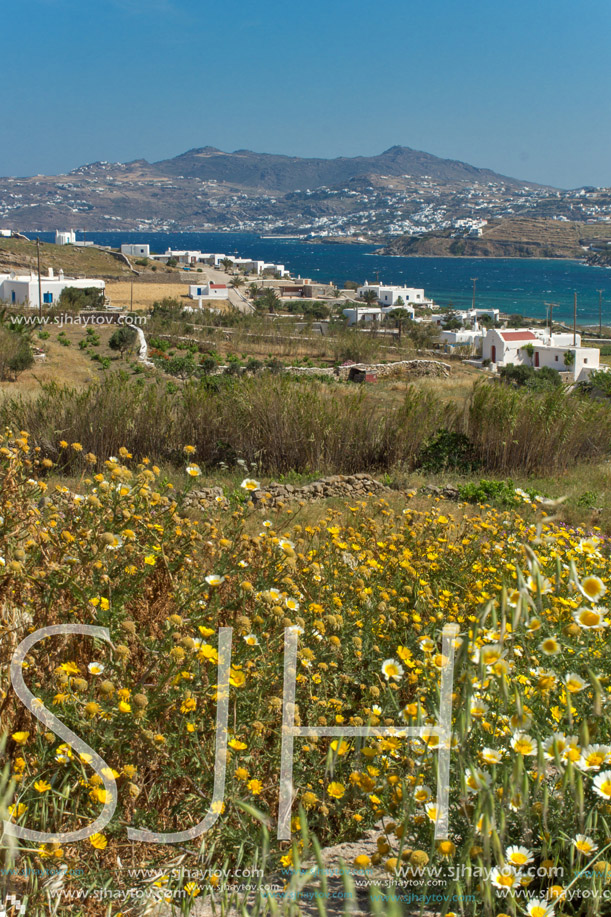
left=5, top=0, right=610, bottom=188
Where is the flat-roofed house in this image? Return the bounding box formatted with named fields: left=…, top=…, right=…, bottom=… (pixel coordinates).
left=0, top=268, right=105, bottom=308
left=188, top=282, right=228, bottom=301
left=482, top=328, right=600, bottom=381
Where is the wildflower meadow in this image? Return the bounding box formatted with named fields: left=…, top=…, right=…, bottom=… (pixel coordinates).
left=1, top=431, right=611, bottom=916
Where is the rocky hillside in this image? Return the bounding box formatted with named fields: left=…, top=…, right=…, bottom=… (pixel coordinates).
left=380, top=217, right=611, bottom=259
left=152, top=144, right=527, bottom=192
left=2, top=145, right=611, bottom=236
left=0, top=238, right=175, bottom=279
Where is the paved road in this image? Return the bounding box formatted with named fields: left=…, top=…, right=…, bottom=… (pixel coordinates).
left=203, top=267, right=254, bottom=314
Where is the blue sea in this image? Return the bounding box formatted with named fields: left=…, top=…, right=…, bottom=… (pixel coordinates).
left=36, top=231, right=611, bottom=327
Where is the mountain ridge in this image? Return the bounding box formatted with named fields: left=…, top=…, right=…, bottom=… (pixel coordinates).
left=2, top=144, right=607, bottom=235
left=150, top=144, right=539, bottom=191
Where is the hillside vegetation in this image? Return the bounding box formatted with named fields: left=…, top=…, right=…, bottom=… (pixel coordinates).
left=0, top=238, right=136, bottom=279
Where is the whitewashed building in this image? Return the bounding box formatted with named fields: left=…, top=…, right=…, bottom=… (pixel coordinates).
left=433, top=308, right=500, bottom=328
left=188, top=282, right=228, bottom=301
left=55, top=230, right=77, bottom=245
left=357, top=281, right=433, bottom=308
left=481, top=328, right=599, bottom=381
left=150, top=249, right=289, bottom=277
left=121, top=243, right=150, bottom=257
left=0, top=268, right=105, bottom=308
left=439, top=329, right=484, bottom=349
left=343, top=304, right=415, bottom=326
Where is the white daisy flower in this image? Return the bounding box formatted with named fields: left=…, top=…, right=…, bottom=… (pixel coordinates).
left=579, top=575, right=607, bottom=603
left=381, top=659, right=404, bottom=682
left=205, top=574, right=225, bottom=587
left=593, top=770, right=611, bottom=799
left=506, top=845, right=534, bottom=867
left=573, top=834, right=598, bottom=855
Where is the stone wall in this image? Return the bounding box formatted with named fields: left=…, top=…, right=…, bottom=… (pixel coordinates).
left=185, top=474, right=390, bottom=510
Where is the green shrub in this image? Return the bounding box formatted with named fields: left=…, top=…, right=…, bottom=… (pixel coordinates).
left=109, top=326, right=137, bottom=356
left=457, top=478, right=539, bottom=507
left=499, top=363, right=562, bottom=390
left=57, top=286, right=105, bottom=312
left=575, top=490, right=598, bottom=508
left=156, top=353, right=199, bottom=379
left=417, top=429, right=479, bottom=473
left=200, top=356, right=217, bottom=374
left=586, top=368, right=611, bottom=397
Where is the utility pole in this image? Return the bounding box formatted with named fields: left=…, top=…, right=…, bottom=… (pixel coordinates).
left=130, top=279, right=134, bottom=313
left=597, top=289, right=603, bottom=337
left=573, top=292, right=577, bottom=346
left=471, top=277, right=477, bottom=311
left=544, top=302, right=558, bottom=338
left=36, top=237, right=43, bottom=320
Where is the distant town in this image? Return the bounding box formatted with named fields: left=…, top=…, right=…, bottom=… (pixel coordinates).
left=0, top=228, right=605, bottom=385
left=2, top=146, right=611, bottom=246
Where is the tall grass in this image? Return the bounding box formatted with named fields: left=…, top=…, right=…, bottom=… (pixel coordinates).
left=0, top=373, right=449, bottom=475
left=2, top=374, right=611, bottom=477
left=464, top=379, right=611, bottom=473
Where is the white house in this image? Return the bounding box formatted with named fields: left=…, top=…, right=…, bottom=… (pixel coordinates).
left=0, top=268, right=105, bottom=308
left=439, top=329, right=484, bottom=349
left=149, top=249, right=207, bottom=266
left=210, top=254, right=288, bottom=277
left=343, top=304, right=415, bottom=326
left=434, top=307, right=500, bottom=328
left=481, top=328, right=599, bottom=381
left=188, top=282, right=228, bottom=301
left=55, top=230, right=77, bottom=246
left=343, top=306, right=384, bottom=326
left=121, top=243, right=150, bottom=258
left=531, top=329, right=581, bottom=347
left=357, top=281, right=434, bottom=308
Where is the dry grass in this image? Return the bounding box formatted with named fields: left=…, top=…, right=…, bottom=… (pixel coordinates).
left=104, top=281, right=212, bottom=311
left=0, top=238, right=134, bottom=278
left=0, top=325, right=115, bottom=393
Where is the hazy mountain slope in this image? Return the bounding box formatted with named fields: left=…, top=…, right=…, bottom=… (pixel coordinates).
left=152, top=145, right=533, bottom=192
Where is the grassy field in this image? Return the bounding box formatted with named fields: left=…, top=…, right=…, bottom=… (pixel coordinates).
left=0, top=323, right=121, bottom=392
left=105, top=280, right=210, bottom=310
left=0, top=238, right=184, bottom=281
left=0, top=238, right=135, bottom=279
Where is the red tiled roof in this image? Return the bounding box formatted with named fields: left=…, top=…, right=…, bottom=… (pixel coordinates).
left=500, top=331, right=537, bottom=342
left=210, top=283, right=227, bottom=289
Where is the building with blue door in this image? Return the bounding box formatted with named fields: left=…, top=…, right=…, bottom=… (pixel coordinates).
left=0, top=268, right=105, bottom=308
